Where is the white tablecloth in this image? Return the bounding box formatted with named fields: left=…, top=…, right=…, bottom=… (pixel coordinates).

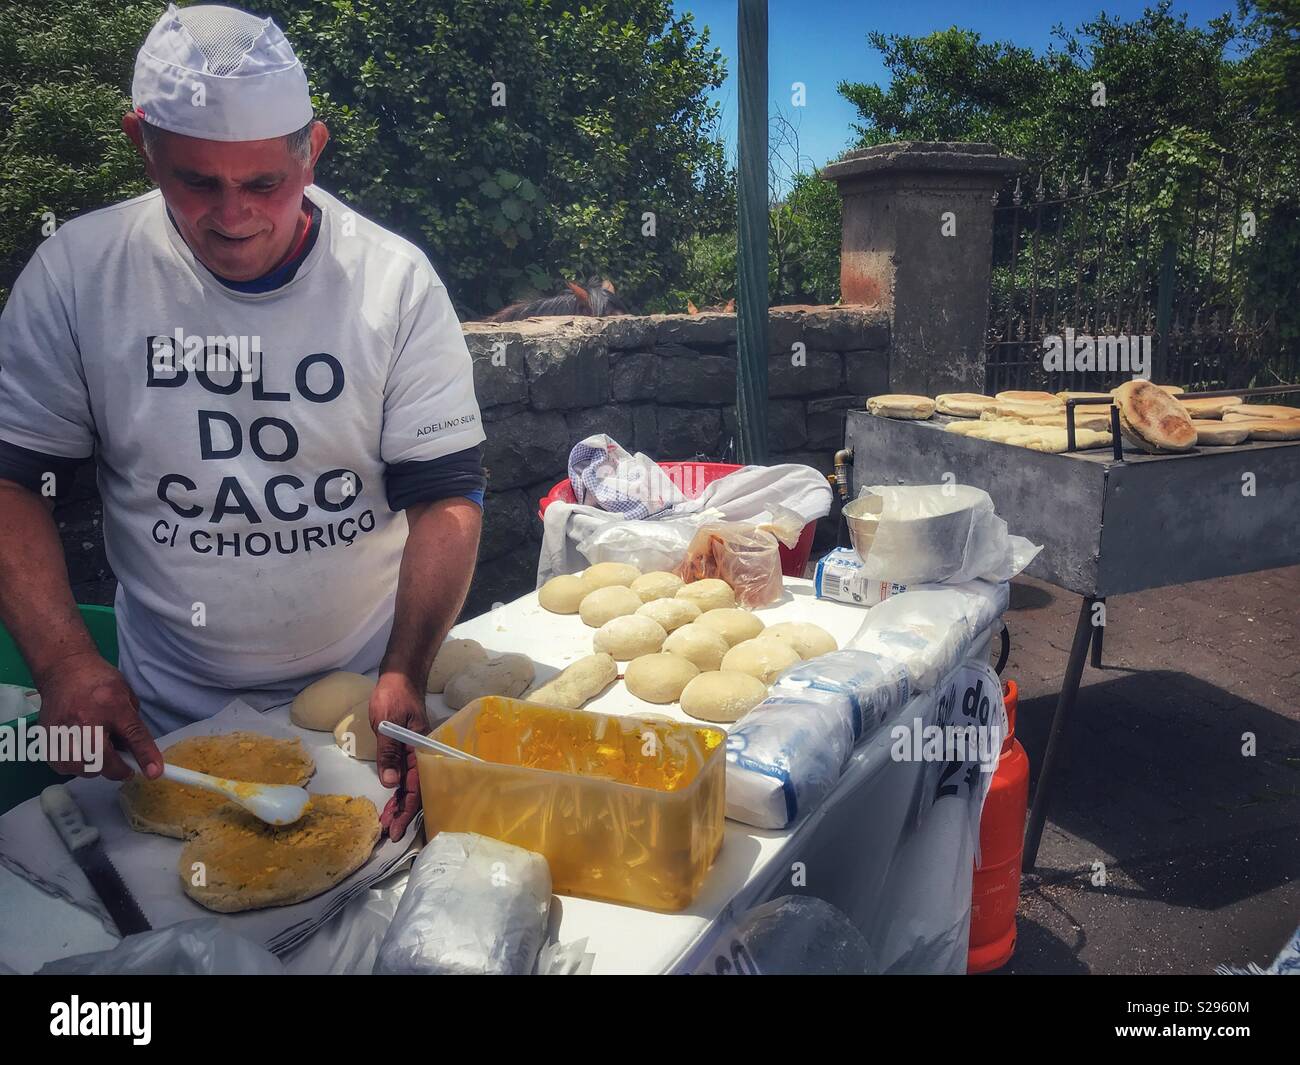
left=0, top=578, right=995, bottom=975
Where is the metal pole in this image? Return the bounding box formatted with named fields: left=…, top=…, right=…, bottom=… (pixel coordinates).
left=735, top=0, right=769, bottom=463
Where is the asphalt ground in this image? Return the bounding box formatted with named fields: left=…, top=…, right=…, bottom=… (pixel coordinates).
left=1000, top=567, right=1300, bottom=974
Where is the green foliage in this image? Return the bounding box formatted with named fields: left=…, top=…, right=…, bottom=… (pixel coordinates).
left=259, top=0, right=730, bottom=316
left=0, top=2, right=158, bottom=300
left=0, top=0, right=730, bottom=317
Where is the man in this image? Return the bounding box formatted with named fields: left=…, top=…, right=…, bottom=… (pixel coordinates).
left=0, top=4, right=485, bottom=840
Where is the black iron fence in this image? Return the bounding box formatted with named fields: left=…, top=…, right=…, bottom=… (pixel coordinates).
left=985, top=160, right=1292, bottom=394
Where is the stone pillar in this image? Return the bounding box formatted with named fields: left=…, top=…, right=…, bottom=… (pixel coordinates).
left=823, top=142, right=1023, bottom=395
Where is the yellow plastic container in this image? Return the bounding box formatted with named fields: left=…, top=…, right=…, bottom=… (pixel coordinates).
left=419, top=696, right=726, bottom=911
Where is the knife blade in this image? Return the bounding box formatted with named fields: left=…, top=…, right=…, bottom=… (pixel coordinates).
left=41, top=784, right=152, bottom=937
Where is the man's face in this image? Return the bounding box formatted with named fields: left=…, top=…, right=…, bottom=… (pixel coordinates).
left=141, top=126, right=317, bottom=282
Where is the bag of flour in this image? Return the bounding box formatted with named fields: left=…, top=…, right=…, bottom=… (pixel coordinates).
left=373, top=833, right=551, bottom=976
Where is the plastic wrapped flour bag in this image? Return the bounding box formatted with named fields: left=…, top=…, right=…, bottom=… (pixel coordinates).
left=846, top=485, right=1040, bottom=585
left=373, top=833, right=551, bottom=976
left=773, top=650, right=912, bottom=741
left=725, top=690, right=855, bottom=829
left=39, top=919, right=283, bottom=975
left=695, top=896, right=879, bottom=975
left=849, top=581, right=1009, bottom=692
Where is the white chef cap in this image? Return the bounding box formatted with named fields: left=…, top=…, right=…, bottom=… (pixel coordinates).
left=132, top=3, right=313, bottom=142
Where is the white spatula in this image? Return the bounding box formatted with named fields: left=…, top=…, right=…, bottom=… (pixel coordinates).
left=377, top=720, right=482, bottom=762
left=121, top=753, right=311, bottom=826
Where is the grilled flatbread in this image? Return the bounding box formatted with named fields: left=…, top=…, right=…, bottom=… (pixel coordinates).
left=867, top=394, right=936, bottom=420
left=1223, top=403, right=1300, bottom=422
left=1055, top=390, right=1111, bottom=402
left=120, top=732, right=315, bottom=839
left=1109, top=383, right=1185, bottom=396
left=1113, top=380, right=1197, bottom=453
left=996, top=390, right=1060, bottom=405
left=935, top=392, right=997, bottom=417
left=995, top=399, right=1064, bottom=420
left=1238, top=417, right=1300, bottom=441
left=1195, top=422, right=1250, bottom=446
left=180, top=794, right=380, bottom=913
left=989, top=408, right=1113, bottom=431
left=1020, top=427, right=1113, bottom=453
left=1179, top=395, right=1243, bottom=419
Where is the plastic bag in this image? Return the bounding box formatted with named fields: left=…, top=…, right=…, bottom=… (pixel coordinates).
left=575, top=510, right=720, bottom=572
left=774, top=650, right=912, bottom=741
left=38, top=919, right=284, bottom=975
left=849, top=485, right=1041, bottom=585
left=675, top=522, right=784, bottom=606
left=373, top=832, right=551, bottom=976
left=725, top=691, right=855, bottom=829
left=848, top=581, right=1009, bottom=692
left=694, top=896, right=879, bottom=975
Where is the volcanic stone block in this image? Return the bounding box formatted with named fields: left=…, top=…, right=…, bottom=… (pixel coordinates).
left=656, top=407, right=722, bottom=458
left=465, top=332, right=528, bottom=408
left=632, top=405, right=658, bottom=454
left=524, top=335, right=609, bottom=409
left=768, top=350, right=843, bottom=397
left=843, top=349, right=891, bottom=395
left=656, top=313, right=737, bottom=348
left=461, top=549, right=538, bottom=620
left=482, top=410, right=570, bottom=490
left=656, top=353, right=735, bottom=404
left=801, top=308, right=890, bottom=351
left=610, top=351, right=659, bottom=401
left=566, top=404, right=634, bottom=449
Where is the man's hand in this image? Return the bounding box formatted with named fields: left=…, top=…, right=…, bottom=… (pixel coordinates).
left=369, top=670, right=428, bottom=841
left=36, top=652, right=163, bottom=781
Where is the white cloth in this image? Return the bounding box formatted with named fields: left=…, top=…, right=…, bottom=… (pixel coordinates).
left=0, top=185, right=484, bottom=726
left=133, top=4, right=313, bottom=141
left=537, top=463, right=833, bottom=584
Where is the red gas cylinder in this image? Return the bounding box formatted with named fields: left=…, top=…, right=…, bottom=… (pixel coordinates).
left=968, top=678, right=1030, bottom=973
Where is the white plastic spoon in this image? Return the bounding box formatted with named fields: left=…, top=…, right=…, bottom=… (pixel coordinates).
left=121, top=753, right=311, bottom=826
left=377, top=720, right=482, bottom=762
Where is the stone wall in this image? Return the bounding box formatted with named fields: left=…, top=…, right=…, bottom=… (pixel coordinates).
left=58, top=306, right=890, bottom=622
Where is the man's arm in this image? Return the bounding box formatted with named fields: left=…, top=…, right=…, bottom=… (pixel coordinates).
left=369, top=495, right=481, bottom=839
left=0, top=478, right=162, bottom=779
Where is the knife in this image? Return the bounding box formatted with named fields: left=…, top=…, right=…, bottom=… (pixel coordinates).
left=41, top=784, right=152, bottom=937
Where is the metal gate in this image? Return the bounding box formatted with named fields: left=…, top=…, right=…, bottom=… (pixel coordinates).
left=985, top=160, right=1289, bottom=394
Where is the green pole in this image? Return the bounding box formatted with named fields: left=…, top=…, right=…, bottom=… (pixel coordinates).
left=736, top=0, right=769, bottom=463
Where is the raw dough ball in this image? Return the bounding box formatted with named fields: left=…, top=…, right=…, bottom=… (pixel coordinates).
left=291, top=672, right=375, bottom=731
left=630, top=571, right=685, bottom=603
left=721, top=638, right=801, bottom=684
left=593, top=616, right=667, bottom=660
left=425, top=638, right=490, bottom=693
left=525, top=654, right=618, bottom=709
left=762, top=622, right=838, bottom=660
left=662, top=623, right=731, bottom=672
left=443, top=654, right=536, bottom=711
left=581, top=562, right=642, bottom=590
left=676, top=578, right=736, bottom=612
left=625, top=654, right=700, bottom=704
left=578, top=585, right=644, bottom=628
left=333, top=706, right=377, bottom=761
left=636, top=597, right=701, bottom=633
left=696, top=607, right=765, bottom=647
left=538, top=574, right=591, bottom=614
left=680, top=670, right=769, bottom=723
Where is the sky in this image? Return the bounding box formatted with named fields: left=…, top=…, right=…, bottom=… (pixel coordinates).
left=677, top=0, right=1247, bottom=180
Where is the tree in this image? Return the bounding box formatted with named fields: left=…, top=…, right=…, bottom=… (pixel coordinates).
left=0, top=1, right=731, bottom=316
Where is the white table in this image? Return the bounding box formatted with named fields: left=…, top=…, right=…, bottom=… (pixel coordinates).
left=0, top=578, right=994, bottom=974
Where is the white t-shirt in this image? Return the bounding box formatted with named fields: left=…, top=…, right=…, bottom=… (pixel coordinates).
left=0, top=186, right=484, bottom=716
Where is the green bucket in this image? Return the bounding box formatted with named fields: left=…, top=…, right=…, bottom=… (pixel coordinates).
left=0, top=604, right=118, bottom=813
